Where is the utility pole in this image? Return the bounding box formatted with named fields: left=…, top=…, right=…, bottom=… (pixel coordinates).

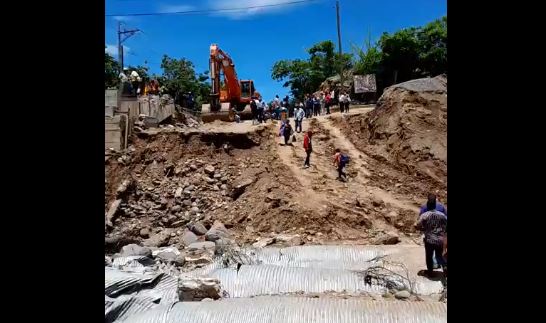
left=117, top=22, right=140, bottom=73
left=336, top=0, right=344, bottom=93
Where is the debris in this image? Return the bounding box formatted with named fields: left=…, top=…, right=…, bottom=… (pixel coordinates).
left=178, top=276, right=222, bottom=301
left=120, top=244, right=152, bottom=257
left=205, top=221, right=230, bottom=242
left=394, top=290, right=411, bottom=300
left=252, top=237, right=274, bottom=248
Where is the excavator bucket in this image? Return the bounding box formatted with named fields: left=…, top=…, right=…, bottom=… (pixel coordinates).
left=201, top=102, right=253, bottom=123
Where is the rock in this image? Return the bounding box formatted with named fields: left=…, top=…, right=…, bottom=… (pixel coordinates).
left=142, top=231, right=172, bottom=248
left=275, top=234, right=303, bottom=246
left=105, top=199, right=122, bottom=227
left=105, top=256, right=112, bottom=266
left=178, top=277, right=222, bottom=301
left=181, top=230, right=198, bottom=246
left=372, top=232, right=400, bottom=245
left=184, top=253, right=213, bottom=266
left=394, top=290, right=411, bottom=299
left=221, top=177, right=228, bottom=183
left=156, top=251, right=177, bottom=262
left=139, top=228, right=150, bottom=238
left=184, top=185, right=195, bottom=192
left=201, top=298, right=213, bottom=302
left=183, top=199, right=192, bottom=206
left=204, top=165, right=215, bottom=176
left=189, top=223, right=208, bottom=236
left=212, top=185, right=219, bottom=191
left=120, top=244, right=152, bottom=257
left=190, top=164, right=198, bottom=171
left=171, top=205, right=182, bottom=212
left=116, top=179, right=132, bottom=196
left=220, top=184, right=227, bottom=190
left=187, top=241, right=216, bottom=253
left=230, top=178, right=254, bottom=199
left=213, top=173, right=222, bottom=179
left=190, top=206, right=200, bottom=214
left=175, top=187, right=183, bottom=198
left=205, top=221, right=230, bottom=242
left=203, top=176, right=216, bottom=184
left=372, top=197, right=384, bottom=207
left=252, top=237, right=275, bottom=248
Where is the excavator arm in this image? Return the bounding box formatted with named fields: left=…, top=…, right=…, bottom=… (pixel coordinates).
left=202, top=43, right=258, bottom=122
left=209, top=44, right=242, bottom=108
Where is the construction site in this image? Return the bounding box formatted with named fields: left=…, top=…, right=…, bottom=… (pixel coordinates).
left=105, top=1, right=447, bottom=322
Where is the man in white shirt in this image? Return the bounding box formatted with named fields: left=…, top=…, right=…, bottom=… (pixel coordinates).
left=295, top=104, right=305, bottom=133
left=339, top=93, right=346, bottom=113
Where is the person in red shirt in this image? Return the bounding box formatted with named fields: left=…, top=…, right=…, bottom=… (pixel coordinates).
left=303, top=130, right=313, bottom=168
left=332, top=148, right=347, bottom=181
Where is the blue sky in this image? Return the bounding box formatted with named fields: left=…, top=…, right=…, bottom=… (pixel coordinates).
left=105, top=0, right=446, bottom=100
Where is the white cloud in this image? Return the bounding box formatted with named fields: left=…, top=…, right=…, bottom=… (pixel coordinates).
left=207, top=0, right=311, bottom=20
left=158, top=4, right=196, bottom=13
left=105, top=44, right=130, bottom=58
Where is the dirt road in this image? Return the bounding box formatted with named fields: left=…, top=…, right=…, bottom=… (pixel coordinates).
left=272, top=107, right=421, bottom=244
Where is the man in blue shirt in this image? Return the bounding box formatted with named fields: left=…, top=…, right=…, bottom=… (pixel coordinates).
left=419, top=194, right=447, bottom=216
left=418, top=193, right=447, bottom=269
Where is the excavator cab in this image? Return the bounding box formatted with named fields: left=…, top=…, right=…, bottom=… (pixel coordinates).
left=240, top=80, right=255, bottom=100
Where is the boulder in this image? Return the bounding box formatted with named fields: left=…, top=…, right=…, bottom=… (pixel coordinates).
left=372, top=232, right=400, bottom=245
left=178, top=277, right=222, bottom=301
left=180, top=230, right=199, bottom=246
left=120, top=244, right=152, bottom=257
left=252, top=237, right=275, bottom=248
left=189, top=222, right=208, bottom=236
left=205, top=221, right=230, bottom=242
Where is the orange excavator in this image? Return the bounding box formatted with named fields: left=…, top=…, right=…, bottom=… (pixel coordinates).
left=201, top=44, right=261, bottom=122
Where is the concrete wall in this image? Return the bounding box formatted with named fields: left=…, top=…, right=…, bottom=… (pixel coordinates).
left=105, top=89, right=119, bottom=108
left=139, top=96, right=175, bottom=123
left=105, top=116, right=122, bottom=150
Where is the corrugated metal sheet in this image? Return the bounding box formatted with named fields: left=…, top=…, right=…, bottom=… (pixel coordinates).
left=112, top=256, right=155, bottom=270
left=121, top=296, right=447, bottom=323
left=106, top=268, right=180, bottom=322
left=106, top=295, right=158, bottom=323
left=208, top=264, right=384, bottom=298
left=189, top=245, right=386, bottom=277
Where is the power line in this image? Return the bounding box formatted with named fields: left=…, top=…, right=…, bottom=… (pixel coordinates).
left=106, top=0, right=318, bottom=17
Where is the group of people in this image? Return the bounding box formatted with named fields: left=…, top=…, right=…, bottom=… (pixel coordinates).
left=119, top=68, right=161, bottom=97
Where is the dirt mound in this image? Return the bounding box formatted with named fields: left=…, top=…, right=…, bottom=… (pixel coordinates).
left=332, top=75, right=447, bottom=197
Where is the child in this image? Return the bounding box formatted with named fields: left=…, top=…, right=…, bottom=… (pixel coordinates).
left=333, top=148, right=348, bottom=181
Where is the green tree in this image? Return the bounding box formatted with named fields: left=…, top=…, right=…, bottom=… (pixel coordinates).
left=159, top=55, right=210, bottom=109
left=271, top=40, right=353, bottom=99
left=105, top=49, right=120, bottom=89
left=352, top=16, right=447, bottom=93
left=417, top=16, right=447, bottom=76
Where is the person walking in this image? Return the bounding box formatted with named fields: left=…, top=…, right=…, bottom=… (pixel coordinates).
left=313, top=96, right=320, bottom=117
left=344, top=93, right=351, bottom=113
left=332, top=148, right=349, bottom=181
left=325, top=92, right=331, bottom=114
left=339, top=92, right=346, bottom=113
left=303, top=130, right=313, bottom=168
left=305, top=95, right=313, bottom=118
left=283, top=120, right=293, bottom=145
left=295, top=104, right=305, bottom=133
left=415, top=200, right=447, bottom=277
